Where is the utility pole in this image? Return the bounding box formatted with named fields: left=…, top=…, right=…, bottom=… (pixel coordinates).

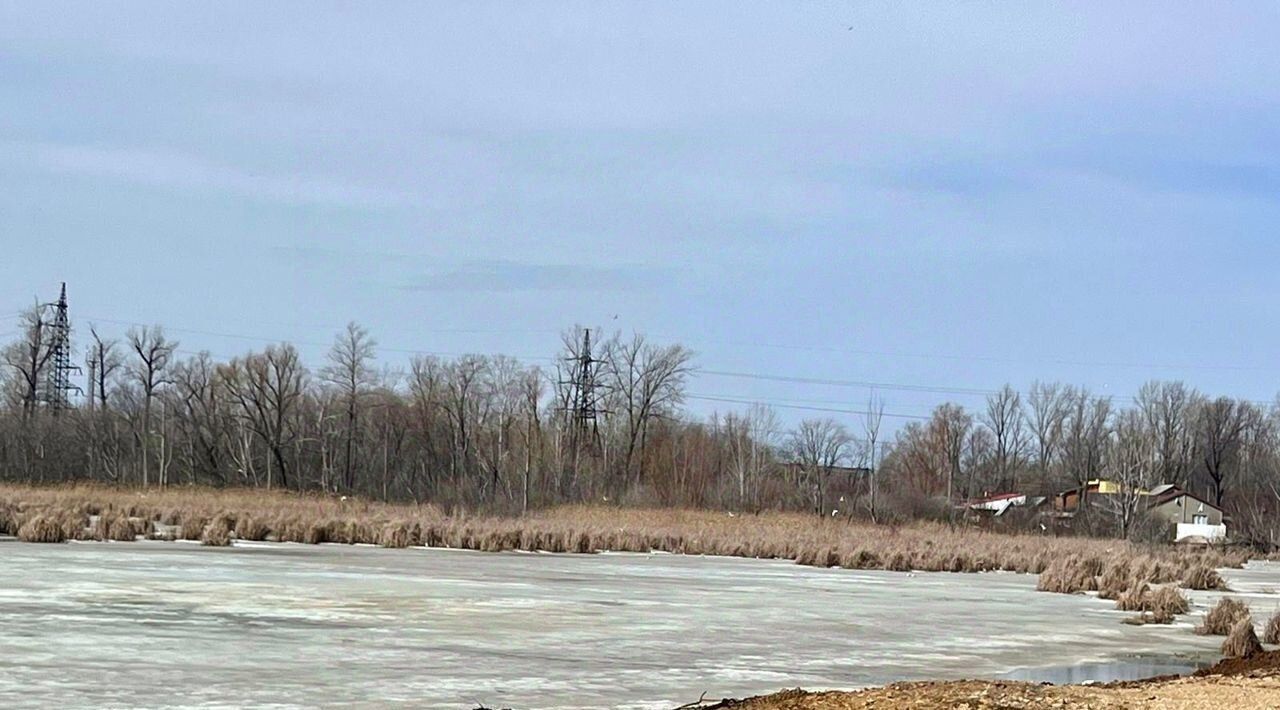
left=43, top=283, right=82, bottom=413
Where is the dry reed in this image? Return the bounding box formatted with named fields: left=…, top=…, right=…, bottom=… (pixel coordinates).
left=1221, top=617, right=1263, bottom=658
left=1198, top=597, right=1251, bottom=636
left=1264, top=613, right=1280, bottom=646
left=0, top=483, right=1250, bottom=594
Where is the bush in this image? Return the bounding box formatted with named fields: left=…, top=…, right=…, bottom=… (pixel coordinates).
left=379, top=521, right=415, bottom=548
left=94, top=512, right=138, bottom=541
left=1115, top=583, right=1151, bottom=612
left=1036, top=554, right=1103, bottom=594
left=1097, top=561, right=1132, bottom=600
left=1197, top=597, right=1251, bottom=636
left=1264, top=613, right=1280, bottom=646
left=17, top=514, right=67, bottom=543
left=1221, top=617, right=1263, bottom=658
left=200, top=516, right=233, bottom=546
left=1149, top=586, right=1190, bottom=623
left=0, top=503, right=18, bottom=536
left=180, top=515, right=209, bottom=541
left=235, top=515, right=270, bottom=541
left=1183, top=565, right=1226, bottom=591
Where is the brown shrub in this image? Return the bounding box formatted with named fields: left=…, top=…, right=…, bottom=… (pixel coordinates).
left=1115, top=582, right=1152, bottom=612
left=1183, top=565, right=1226, bottom=590
left=180, top=516, right=208, bottom=541
left=0, top=503, right=18, bottom=536
left=1037, top=554, right=1101, bottom=594
left=1221, top=617, right=1263, bottom=658
left=1264, top=613, right=1280, bottom=646
left=379, top=521, right=415, bottom=548
left=235, top=516, right=270, bottom=541
left=17, top=514, right=67, bottom=543
left=1198, top=597, right=1251, bottom=636
left=1097, top=561, right=1132, bottom=600
left=887, top=551, right=913, bottom=572
left=1149, top=586, right=1190, bottom=623
left=200, top=516, right=233, bottom=546
left=94, top=512, right=139, bottom=541
left=840, top=548, right=880, bottom=570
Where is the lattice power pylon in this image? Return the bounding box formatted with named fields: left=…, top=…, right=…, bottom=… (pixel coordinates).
left=43, top=282, right=82, bottom=413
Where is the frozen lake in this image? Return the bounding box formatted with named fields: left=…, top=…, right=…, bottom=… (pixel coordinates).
left=1, top=539, right=1276, bottom=709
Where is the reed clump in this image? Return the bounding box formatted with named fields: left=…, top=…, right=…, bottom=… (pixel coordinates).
left=201, top=516, right=234, bottom=546
left=1222, top=617, right=1263, bottom=658
left=1198, top=597, right=1251, bottom=636
left=1263, top=612, right=1280, bottom=646
left=94, top=511, right=141, bottom=541
left=17, top=514, right=68, bottom=543
left=1183, top=564, right=1227, bottom=590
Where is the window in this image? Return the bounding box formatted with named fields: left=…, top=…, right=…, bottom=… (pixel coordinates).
left=1192, top=514, right=1208, bottom=525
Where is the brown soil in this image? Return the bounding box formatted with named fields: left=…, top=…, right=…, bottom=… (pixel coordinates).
left=688, top=653, right=1280, bottom=709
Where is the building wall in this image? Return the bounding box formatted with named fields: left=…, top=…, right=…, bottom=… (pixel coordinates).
left=1150, top=496, right=1224, bottom=526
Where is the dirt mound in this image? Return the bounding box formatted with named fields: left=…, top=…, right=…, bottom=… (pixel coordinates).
left=1195, top=649, right=1280, bottom=677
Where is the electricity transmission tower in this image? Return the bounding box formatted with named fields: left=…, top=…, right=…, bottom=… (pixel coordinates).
left=561, top=328, right=607, bottom=454
left=42, top=282, right=82, bottom=413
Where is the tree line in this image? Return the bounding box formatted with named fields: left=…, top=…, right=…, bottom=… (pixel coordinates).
left=2, top=308, right=1279, bottom=547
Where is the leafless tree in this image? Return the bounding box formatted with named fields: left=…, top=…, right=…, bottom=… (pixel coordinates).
left=1027, top=382, right=1071, bottom=487
left=1195, top=396, right=1252, bottom=507
left=1136, top=381, right=1200, bottom=488
left=788, top=417, right=853, bottom=515
left=604, top=333, right=694, bottom=490
left=221, top=344, right=305, bottom=489
left=982, top=384, right=1027, bottom=492
left=321, top=322, right=377, bottom=493
left=1104, top=408, right=1154, bottom=538
left=127, top=325, right=177, bottom=486
left=863, top=392, right=885, bottom=521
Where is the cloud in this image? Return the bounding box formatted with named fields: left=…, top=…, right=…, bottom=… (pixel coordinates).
left=2, top=140, right=411, bottom=209
left=402, top=259, right=674, bottom=293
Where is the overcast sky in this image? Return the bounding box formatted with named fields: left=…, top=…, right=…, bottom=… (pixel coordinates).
left=2, top=2, right=1279, bottom=429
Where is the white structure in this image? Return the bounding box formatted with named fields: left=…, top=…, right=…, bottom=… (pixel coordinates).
left=1175, top=522, right=1228, bottom=543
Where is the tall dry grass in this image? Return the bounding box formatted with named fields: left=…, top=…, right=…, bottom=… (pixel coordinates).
left=0, top=483, right=1249, bottom=592
left=1222, top=617, right=1263, bottom=658
left=1198, top=597, right=1251, bottom=636
left=1264, top=613, right=1280, bottom=646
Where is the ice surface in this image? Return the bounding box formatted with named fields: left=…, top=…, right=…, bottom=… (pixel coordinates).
left=0, top=540, right=1274, bottom=709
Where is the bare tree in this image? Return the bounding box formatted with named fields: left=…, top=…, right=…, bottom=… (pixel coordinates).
left=725, top=403, right=780, bottom=511
left=221, top=344, right=306, bottom=489
left=2, top=306, right=54, bottom=417
left=863, top=392, right=885, bottom=522
left=1062, top=389, right=1112, bottom=508
left=1027, top=381, right=1071, bottom=490
left=1104, top=408, right=1154, bottom=538
left=982, top=384, right=1027, bottom=492
left=127, top=325, right=177, bottom=486
left=1136, top=381, right=1200, bottom=487
left=1195, top=397, right=1251, bottom=507
left=931, top=403, right=972, bottom=509
left=604, top=333, right=694, bottom=490
left=788, top=417, right=853, bottom=515
left=321, top=322, right=377, bottom=493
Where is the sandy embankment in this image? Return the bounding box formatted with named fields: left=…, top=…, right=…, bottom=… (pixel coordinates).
left=691, top=652, right=1280, bottom=710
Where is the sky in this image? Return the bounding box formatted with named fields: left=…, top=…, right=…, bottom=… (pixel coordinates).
left=1, top=2, right=1279, bottom=432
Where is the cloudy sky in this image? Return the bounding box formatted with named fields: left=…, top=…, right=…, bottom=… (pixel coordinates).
left=2, top=2, right=1279, bottom=428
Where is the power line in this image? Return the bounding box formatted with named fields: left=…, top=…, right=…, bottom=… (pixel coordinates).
left=687, top=394, right=929, bottom=421
left=61, top=311, right=1280, bottom=411
left=648, top=331, right=1276, bottom=374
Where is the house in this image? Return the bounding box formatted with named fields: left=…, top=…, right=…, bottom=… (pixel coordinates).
left=1052, top=480, right=1228, bottom=542
left=1145, top=485, right=1227, bottom=543
left=1053, top=479, right=1122, bottom=513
